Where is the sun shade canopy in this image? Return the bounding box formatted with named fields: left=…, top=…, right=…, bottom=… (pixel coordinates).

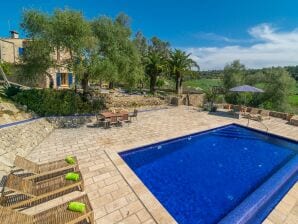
left=229, top=85, right=264, bottom=93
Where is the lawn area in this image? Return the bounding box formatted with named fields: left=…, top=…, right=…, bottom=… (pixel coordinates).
left=288, top=95, right=298, bottom=106
left=288, top=82, right=298, bottom=113
left=288, top=95, right=298, bottom=114
left=183, top=78, right=222, bottom=91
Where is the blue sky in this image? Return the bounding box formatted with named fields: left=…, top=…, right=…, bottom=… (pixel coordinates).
left=1, top=0, right=298, bottom=69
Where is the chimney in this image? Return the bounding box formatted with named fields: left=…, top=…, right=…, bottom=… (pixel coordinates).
left=10, top=30, right=19, bottom=39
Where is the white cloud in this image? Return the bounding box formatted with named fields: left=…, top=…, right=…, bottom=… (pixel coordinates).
left=186, top=24, right=298, bottom=70
left=193, top=32, right=255, bottom=44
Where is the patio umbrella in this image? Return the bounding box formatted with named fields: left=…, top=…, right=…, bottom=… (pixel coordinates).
left=229, top=84, right=264, bottom=110
left=229, top=85, right=264, bottom=93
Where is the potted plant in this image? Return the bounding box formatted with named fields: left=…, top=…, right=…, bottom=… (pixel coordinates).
left=205, top=88, right=218, bottom=112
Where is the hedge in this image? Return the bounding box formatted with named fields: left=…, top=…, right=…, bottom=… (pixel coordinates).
left=13, top=89, right=105, bottom=116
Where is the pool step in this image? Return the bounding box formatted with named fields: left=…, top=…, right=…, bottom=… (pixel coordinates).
left=211, top=133, right=261, bottom=141
left=212, top=128, right=263, bottom=140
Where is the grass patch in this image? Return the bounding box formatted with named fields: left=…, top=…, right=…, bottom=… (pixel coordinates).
left=288, top=95, right=298, bottom=106
left=183, top=78, right=222, bottom=91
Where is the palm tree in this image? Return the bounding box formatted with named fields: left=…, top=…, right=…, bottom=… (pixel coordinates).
left=145, top=51, right=167, bottom=94
left=168, top=49, right=198, bottom=95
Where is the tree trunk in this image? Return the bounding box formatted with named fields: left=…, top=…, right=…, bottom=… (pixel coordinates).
left=176, top=74, right=183, bottom=95
left=81, top=73, right=89, bottom=95
left=149, top=75, right=157, bottom=94
left=178, top=77, right=183, bottom=95
left=45, top=72, right=54, bottom=89
left=109, top=82, right=114, bottom=89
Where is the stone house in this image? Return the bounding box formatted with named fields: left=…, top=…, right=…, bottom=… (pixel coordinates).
left=0, top=31, right=75, bottom=89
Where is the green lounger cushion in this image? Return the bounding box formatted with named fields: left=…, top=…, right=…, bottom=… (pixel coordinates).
left=68, top=202, right=86, bottom=213
left=65, top=172, right=80, bottom=181
left=65, top=156, right=76, bottom=164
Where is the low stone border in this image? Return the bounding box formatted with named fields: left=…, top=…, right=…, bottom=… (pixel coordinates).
left=220, top=104, right=296, bottom=121
left=0, top=117, right=42, bottom=129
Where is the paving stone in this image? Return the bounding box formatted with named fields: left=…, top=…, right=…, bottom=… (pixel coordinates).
left=96, top=210, right=123, bottom=224
left=117, top=214, right=141, bottom=224
left=105, top=197, right=129, bottom=213
left=136, top=209, right=152, bottom=223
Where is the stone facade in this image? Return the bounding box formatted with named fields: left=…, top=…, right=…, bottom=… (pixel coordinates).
left=0, top=36, right=24, bottom=63
left=0, top=118, right=54, bottom=176
left=0, top=31, right=75, bottom=89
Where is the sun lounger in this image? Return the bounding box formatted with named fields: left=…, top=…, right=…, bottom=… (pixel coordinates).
left=0, top=171, right=84, bottom=209
left=0, top=194, right=94, bottom=224
left=13, top=156, right=79, bottom=181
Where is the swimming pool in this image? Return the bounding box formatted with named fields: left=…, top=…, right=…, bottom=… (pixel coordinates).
left=120, top=124, right=298, bottom=224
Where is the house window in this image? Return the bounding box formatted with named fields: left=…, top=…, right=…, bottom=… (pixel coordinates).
left=61, top=73, right=68, bottom=86
left=56, top=73, right=72, bottom=88
left=18, top=47, right=24, bottom=56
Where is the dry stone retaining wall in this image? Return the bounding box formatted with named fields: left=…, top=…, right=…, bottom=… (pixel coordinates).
left=0, top=118, right=54, bottom=176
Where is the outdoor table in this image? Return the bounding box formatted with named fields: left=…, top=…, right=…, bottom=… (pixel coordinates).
left=100, top=111, right=128, bottom=119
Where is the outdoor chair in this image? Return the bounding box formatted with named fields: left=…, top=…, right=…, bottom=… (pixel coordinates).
left=129, top=109, right=138, bottom=121
left=248, top=109, right=270, bottom=122
left=259, top=110, right=270, bottom=120
left=231, top=105, right=242, bottom=119
left=290, top=115, right=298, bottom=126
left=109, top=116, right=122, bottom=127
left=121, top=113, right=130, bottom=123
left=101, top=119, right=111, bottom=129
left=13, top=156, right=79, bottom=180
left=96, top=114, right=105, bottom=122
left=0, top=171, right=84, bottom=209
left=0, top=194, right=94, bottom=224
left=243, top=108, right=260, bottom=119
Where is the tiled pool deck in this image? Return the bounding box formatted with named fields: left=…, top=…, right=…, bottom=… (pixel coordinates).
left=27, top=107, right=298, bottom=224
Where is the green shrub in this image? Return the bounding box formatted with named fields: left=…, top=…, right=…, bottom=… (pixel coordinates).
left=13, top=89, right=105, bottom=116
left=3, top=86, right=21, bottom=98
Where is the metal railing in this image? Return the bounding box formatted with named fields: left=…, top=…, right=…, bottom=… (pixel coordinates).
left=247, top=117, right=269, bottom=132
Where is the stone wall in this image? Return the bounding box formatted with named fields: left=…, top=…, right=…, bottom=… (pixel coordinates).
left=46, top=116, right=93, bottom=128
left=106, top=94, right=165, bottom=108
left=167, top=93, right=205, bottom=107
left=0, top=118, right=54, bottom=176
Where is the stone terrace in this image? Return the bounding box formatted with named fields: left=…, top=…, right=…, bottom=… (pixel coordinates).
left=25, top=106, right=298, bottom=224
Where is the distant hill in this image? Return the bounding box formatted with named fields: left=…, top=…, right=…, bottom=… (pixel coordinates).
left=200, top=66, right=298, bottom=81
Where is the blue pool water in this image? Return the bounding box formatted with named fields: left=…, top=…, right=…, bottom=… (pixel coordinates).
left=120, top=124, right=298, bottom=224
